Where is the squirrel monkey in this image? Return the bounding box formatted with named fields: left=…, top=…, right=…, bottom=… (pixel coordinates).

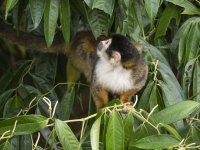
left=69, top=31, right=147, bottom=109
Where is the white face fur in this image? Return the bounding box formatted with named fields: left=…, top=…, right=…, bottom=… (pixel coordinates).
left=95, top=39, right=133, bottom=93
left=97, top=39, right=121, bottom=66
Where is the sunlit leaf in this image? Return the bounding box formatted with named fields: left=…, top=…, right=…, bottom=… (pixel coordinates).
left=0, top=115, right=49, bottom=135
left=29, top=0, right=45, bottom=29
left=5, top=0, right=19, bottom=19
left=90, top=116, right=102, bottom=150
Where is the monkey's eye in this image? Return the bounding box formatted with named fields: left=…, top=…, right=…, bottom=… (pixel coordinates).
left=105, top=40, right=109, bottom=44
left=102, top=39, right=112, bottom=45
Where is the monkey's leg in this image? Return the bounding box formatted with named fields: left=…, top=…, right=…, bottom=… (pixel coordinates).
left=93, top=88, right=109, bottom=109
left=120, top=89, right=137, bottom=104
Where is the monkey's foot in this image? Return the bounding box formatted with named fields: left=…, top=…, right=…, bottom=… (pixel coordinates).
left=122, top=101, right=135, bottom=113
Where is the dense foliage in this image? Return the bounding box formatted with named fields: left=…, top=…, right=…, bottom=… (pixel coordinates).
left=0, top=0, right=200, bottom=149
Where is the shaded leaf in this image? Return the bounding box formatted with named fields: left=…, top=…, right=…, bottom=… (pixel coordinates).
left=85, top=0, right=115, bottom=16
left=55, top=119, right=82, bottom=150
left=60, top=0, right=70, bottom=43
left=166, top=0, right=200, bottom=15
left=123, top=112, right=134, bottom=149
left=133, top=134, right=180, bottom=149
left=155, top=4, right=180, bottom=38
left=153, top=101, right=200, bottom=124
left=44, top=0, right=60, bottom=47
left=3, top=96, right=23, bottom=118
left=86, top=7, right=112, bottom=39
left=193, top=60, right=200, bottom=101
left=158, top=62, right=185, bottom=106
left=59, top=87, right=75, bottom=120
left=106, top=109, right=124, bottom=150
left=144, top=0, right=161, bottom=27
left=159, top=123, right=182, bottom=140
left=0, top=141, right=11, bottom=150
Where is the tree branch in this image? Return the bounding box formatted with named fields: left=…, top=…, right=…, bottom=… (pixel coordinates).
left=0, top=20, right=68, bottom=54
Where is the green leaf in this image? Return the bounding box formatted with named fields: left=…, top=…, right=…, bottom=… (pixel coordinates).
left=129, top=124, right=158, bottom=146
left=182, top=59, right=196, bottom=97
left=149, top=83, right=159, bottom=110
left=90, top=116, right=102, bottom=150
left=178, top=20, right=193, bottom=64
left=60, top=0, right=70, bottom=43
left=133, top=134, right=180, bottom=149
left=7, top=61, right=31, bottom=90
left=138, top=81, right=154, bottom=109
left=44, top=0, right=60, bottom=47
left=86, top=7, right=112, bottom=39
left=20, top=135, right=33, bottom=150
left=131, top=34, right=169, bottom=65
left=153, top=101, right=200, bottom=124
left=3, top=96, right=23, bottom=118
left=158, top=62, right=185, bottom=106
left=55, top=119, right=82, bottom=150
left=0, top=115, right=49, bottom=135
left=155, top=4, right=180, bottom=38
left=123, top=0, right=144, bottom=35
left=29, top=0, right=45, bottom=29
left=34, top=53, right=57, bottom=86
left=144, top=0, right=161, bottom=27
left=190, top=126, right=200, bottom=145
left=106, top=109, right=124, bottom=150
left=193, top=60, right=200, bottom=101
left=93, top=0, right=115, bottom=16
left=186, top=23, right=200, bottom=62
left=159, top=123, right=182, bottom=140
left=123, top=112, right=134, bottom=149
left=59, top=87, right=75, bottom=120
left=67, top=59, right=81, bottom=90
left=0, top=141, right=11, bottom=150
left=166, top=0, right=200, bottom=15
left=5, top=0, right=19, bottom=19
left=0, top=89, right=15, bottom=115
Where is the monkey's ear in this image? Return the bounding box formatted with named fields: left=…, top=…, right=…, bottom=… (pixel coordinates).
left=133, top=42, right=143, bottom=54
left=110, top=51, right=121, bottom=66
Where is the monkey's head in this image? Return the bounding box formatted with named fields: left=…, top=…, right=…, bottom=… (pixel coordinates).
left=97, top=34, right=140, bottom=68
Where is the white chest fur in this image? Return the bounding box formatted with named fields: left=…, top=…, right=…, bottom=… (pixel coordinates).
left=94, top=59, right=133, bottom=93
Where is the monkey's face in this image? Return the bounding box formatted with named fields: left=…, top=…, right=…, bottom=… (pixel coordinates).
left=97, top=39, right=121, bottom=66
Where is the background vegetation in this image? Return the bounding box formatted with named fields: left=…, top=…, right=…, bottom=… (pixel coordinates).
left=0, top=0, right=200, bottom=149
